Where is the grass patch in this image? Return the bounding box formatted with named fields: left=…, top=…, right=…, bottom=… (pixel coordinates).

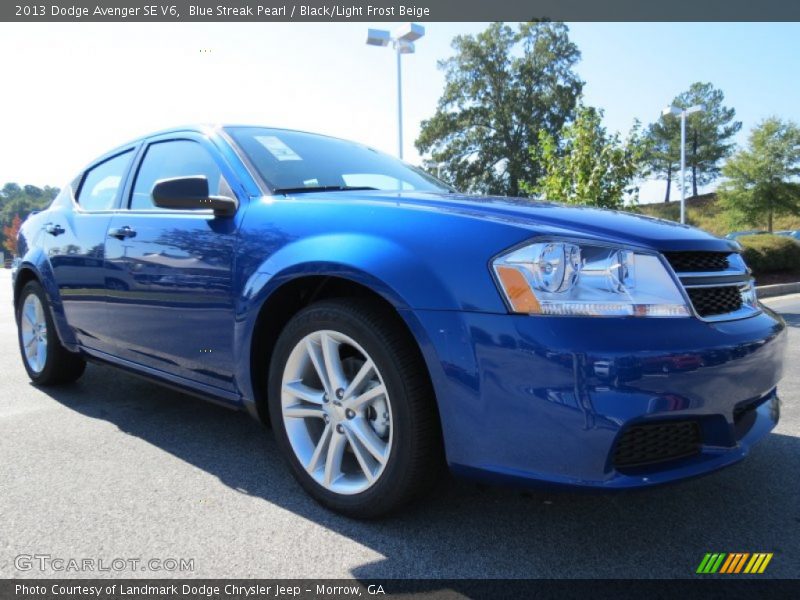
left=632, top=193, right=800, bottom=237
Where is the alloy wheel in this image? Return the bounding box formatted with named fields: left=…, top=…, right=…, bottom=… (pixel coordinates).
left=280, top=330, right=392, bottom=495
left=20, top=293, right=48, bottom=374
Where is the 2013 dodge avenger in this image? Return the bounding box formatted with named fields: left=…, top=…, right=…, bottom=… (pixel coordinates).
left=13, top=125, right=787, bottom=517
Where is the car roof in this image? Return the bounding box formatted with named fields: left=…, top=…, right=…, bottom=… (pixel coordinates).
left=86, top=124, right=361, bottom=168
left=89, top=124, right=219, bottom=163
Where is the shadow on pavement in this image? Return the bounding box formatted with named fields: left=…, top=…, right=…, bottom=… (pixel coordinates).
left=36, top=361, right=799, bottom=580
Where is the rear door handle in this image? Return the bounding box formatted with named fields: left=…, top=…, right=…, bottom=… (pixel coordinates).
left=45, top=223, right=65, bottom=236
left=108, top=226, right=136, bottom=240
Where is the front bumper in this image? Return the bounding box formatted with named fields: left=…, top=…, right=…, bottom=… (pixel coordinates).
left=410, top=305, right=787, bottom=488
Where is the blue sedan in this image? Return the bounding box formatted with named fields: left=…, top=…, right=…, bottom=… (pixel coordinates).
left=13, top=126, right=787, bottom=517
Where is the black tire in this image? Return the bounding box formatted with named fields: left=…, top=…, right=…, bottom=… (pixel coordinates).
left=268, top=298, right=443, bottom=518
left=16, top=280, right=86, bottom=386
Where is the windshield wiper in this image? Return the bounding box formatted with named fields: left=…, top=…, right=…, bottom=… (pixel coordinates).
left=272, top=185, right=379, bottom=195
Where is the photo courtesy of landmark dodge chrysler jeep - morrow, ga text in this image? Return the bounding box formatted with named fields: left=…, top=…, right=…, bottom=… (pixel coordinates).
left=12, top=125, right=787, bottom=517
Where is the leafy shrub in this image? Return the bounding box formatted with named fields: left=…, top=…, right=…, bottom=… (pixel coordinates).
left=739, top=234, right=800, bottom=274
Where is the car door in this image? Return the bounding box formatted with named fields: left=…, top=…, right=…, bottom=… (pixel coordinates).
left=102, top=134, right=242, bottom=391
left=46, top=148, right=136, bottom=352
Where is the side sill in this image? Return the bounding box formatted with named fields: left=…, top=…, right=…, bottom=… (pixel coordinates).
left=80, top=346, right=245, bottom=411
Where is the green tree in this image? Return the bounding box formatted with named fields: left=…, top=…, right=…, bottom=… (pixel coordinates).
left=643, top=117, right=680, bottom=202
left=719, top=118, right=800, bottom=232
left=525, top=105, right=645, bottom=209
left=0, top=182, right=59, bottom=251
left=644, top=82, right=741, bottom=200
left=415, top=22, right=583, bottom=196
left=2, top=183, right=22, bottom=198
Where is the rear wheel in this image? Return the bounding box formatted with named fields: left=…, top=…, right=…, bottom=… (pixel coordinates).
left=268, top=299, right=442, bottom=518
left=17, top=280, right=86, bottom=385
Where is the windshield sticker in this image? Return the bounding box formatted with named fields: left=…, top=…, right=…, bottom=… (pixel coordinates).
left=256, top=136, right=302, bottom=161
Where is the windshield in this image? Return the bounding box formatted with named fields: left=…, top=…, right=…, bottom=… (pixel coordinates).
left=225, top=127, right=452, bottom=194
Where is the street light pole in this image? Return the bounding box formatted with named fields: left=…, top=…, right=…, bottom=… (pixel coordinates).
left=396, top=45, right=403, bottom=159
left=366, top=23, right=425, bottom=161
left=662, top=104, right=704, bottom=224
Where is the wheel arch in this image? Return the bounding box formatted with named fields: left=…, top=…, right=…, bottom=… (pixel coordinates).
left=240, top=270, right=443, bottom=442
left=13, top=253, right=79, bottom=350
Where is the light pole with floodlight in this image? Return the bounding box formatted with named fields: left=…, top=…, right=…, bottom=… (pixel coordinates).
left=366, top=23, right=425, bottom=160
left=661, top=104, right=704, bottom=224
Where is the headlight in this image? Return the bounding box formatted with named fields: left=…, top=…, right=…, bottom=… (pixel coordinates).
left=492, top=241, right=691, bottom=317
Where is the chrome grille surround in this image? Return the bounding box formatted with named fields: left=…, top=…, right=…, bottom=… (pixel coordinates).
left=662, top=252, right=761, bottom=322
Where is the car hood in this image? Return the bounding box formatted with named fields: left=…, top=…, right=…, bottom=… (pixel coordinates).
left=293, top=190, right=737, bottom=253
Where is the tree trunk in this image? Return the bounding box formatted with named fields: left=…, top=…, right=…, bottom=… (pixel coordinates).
left=691, top=129, right=699, bottom=198
left=768, top=208, right=773, bottom=233
left=664, top=165, right=672, bottom=202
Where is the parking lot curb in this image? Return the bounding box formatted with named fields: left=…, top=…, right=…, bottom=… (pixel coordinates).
left=757, top=282, right=800, bottom=299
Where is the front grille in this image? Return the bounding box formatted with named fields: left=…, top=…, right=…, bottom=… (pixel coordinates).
left=686, top=286, right=743, bottom=317
left=664, top=251, right=730, bottom=273
left=613, top=420, right=701, bottom=470
left=662, top=250, right=755, bottom=321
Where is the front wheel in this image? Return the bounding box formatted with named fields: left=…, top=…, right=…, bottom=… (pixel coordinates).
left=268, top=299, right=442, bottom=518
left=16, top=280, right=86, bottom=385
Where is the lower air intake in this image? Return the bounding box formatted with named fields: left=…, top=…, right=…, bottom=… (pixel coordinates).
left=687, top=286, right=744, bottom=317
left=613, top=420, right=701, bottom=470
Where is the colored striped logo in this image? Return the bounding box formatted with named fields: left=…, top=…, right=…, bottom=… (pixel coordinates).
left=696, top=552, right=773, bottom=574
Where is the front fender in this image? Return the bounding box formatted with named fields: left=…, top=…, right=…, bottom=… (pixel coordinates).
left=15, top=248, right=79, bottom=351
left=241, top=233, right=461, bottom=310
left=233, top=233, right=461, bottom=414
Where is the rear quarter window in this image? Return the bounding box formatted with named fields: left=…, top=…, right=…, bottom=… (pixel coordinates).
left=77, top=150, right=134, bottom=211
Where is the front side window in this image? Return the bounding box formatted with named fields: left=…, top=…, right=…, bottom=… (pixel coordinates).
left=77, top=150, right=134, bottom=211
left=130, top=140, right=228, bottom=210
left=225, top=127, right=452, bottom=194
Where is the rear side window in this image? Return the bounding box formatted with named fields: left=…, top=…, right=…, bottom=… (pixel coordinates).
left=77, top=151, right=133, bottom=211
left=130, top=140, right=227, bottom=210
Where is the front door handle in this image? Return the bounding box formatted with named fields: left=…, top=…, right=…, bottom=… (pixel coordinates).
left=45, top=223, right=65, bottom=236
left=108, top=226, right=136, bottom=240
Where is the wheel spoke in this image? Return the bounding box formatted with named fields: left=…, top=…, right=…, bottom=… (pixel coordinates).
left=23, top=303, right=36, bottom=326
left=283, top=403, right=325, bottom=419
left=343, top=428, right=375, bottom=483
left=323, top=430, right=347, bottom=486
left=346, top=384, right=387, bottom=411
left=320, top=333, right=347, bottom=393
left=307, top=423, right=332, bottom=473
left=343, top=359, right=375, bottom=400
left=305, top=337, right=330, bottom=393
left=283, top=380, right=324, bottom=405
left=347, top=418, right=388, bottom=465
left=35, top=341, right=46, bottom=370
left=22, top=330, right=35, bottom=347
left=34, top=299, right=44, bottom=324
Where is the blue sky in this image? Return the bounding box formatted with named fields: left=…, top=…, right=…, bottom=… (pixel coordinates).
left=1, top=21, right=798, bottom=202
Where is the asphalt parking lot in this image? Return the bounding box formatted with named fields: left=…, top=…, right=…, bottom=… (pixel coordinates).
left=1, top=267, right=798, bottom=579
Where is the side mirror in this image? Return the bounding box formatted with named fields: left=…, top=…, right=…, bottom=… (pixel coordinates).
left=151, top=176, right=238, bottom=217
